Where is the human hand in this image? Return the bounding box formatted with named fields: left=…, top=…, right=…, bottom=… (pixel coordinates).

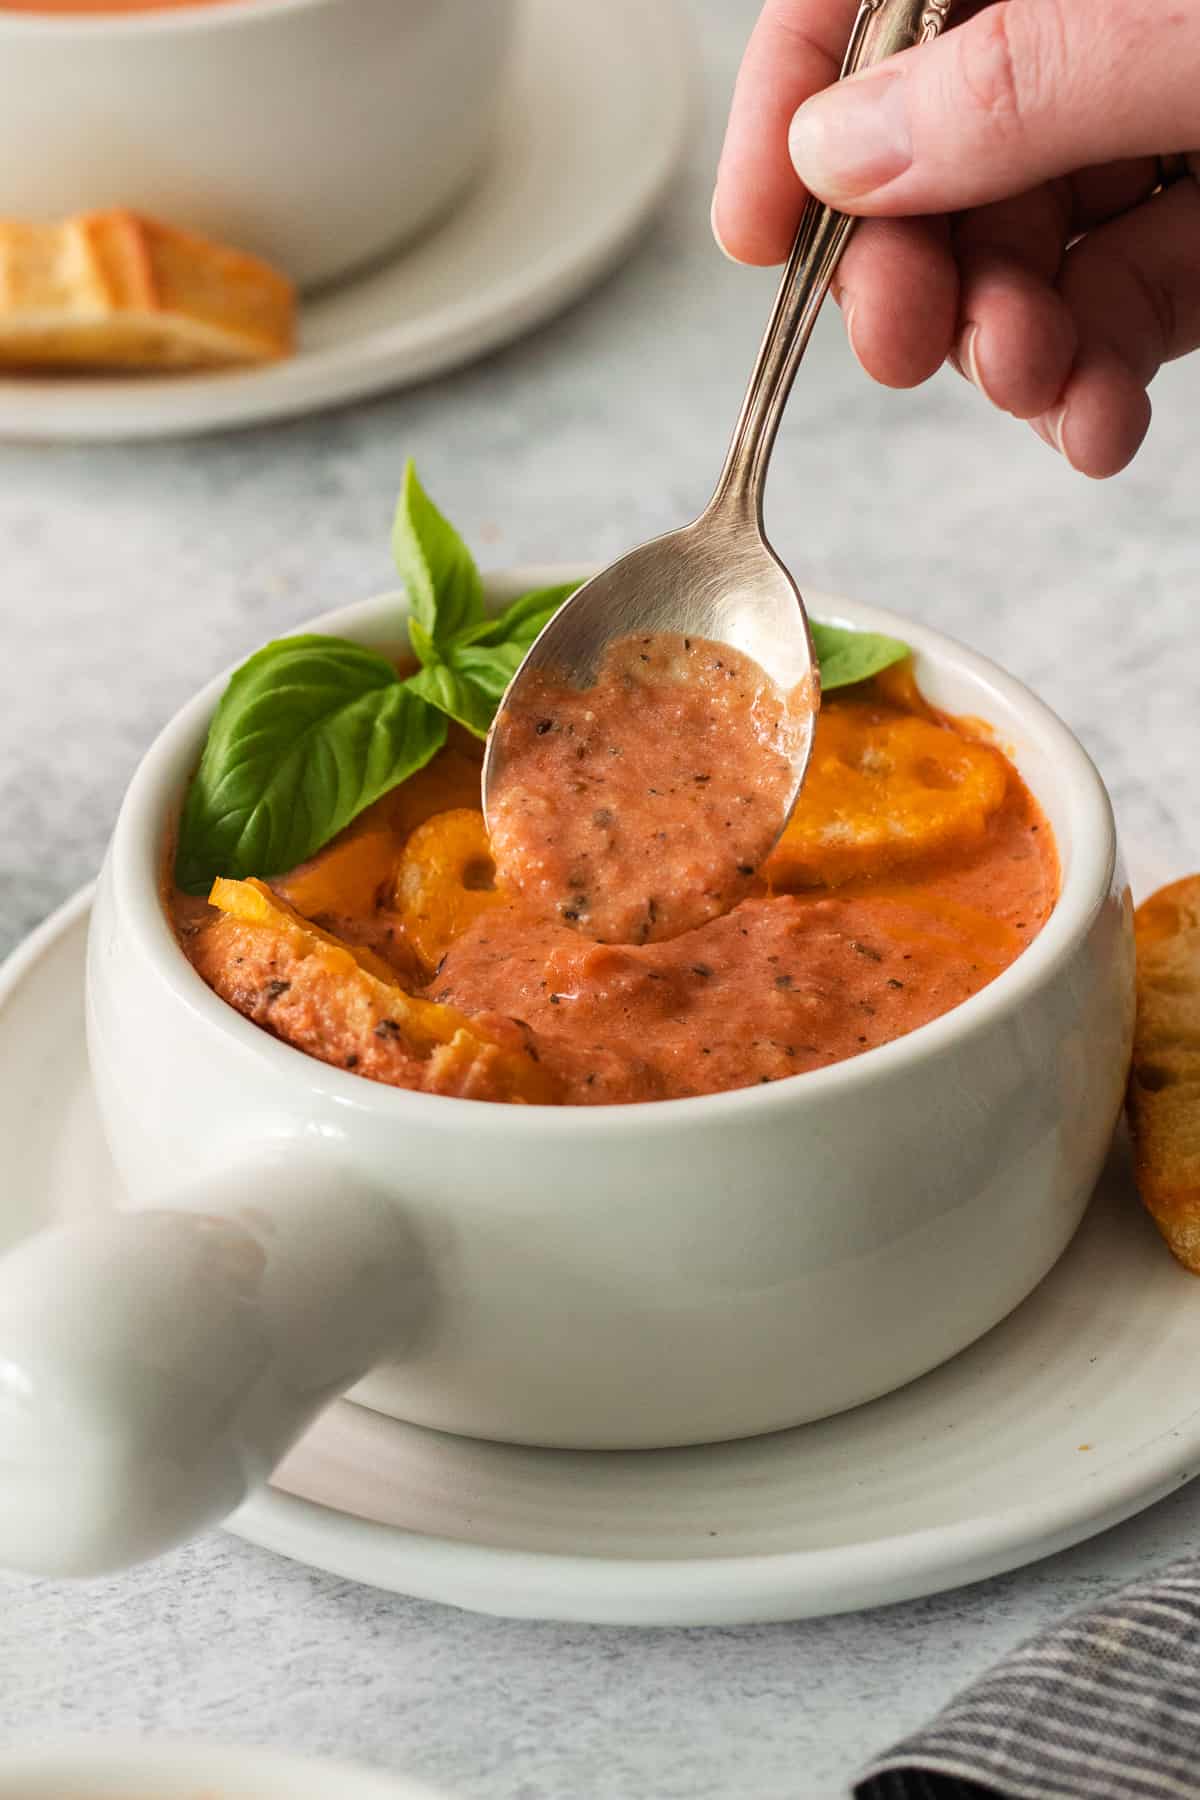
left=712, top=0, right=1200, bottom=476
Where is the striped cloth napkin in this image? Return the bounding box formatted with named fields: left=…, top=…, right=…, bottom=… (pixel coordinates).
left=856, top=1554, right=1200, bottom=1798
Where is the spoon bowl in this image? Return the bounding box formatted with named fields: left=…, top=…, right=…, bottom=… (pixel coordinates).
left=482, top=508, right=820, bottom=842
left=497, top=514, right=818, bottom=694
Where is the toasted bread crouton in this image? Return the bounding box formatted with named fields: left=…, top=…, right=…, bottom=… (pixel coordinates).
left=1128, top=875, right=1200, bottom=1270
left=0, top=209, right=294, bottom=371
left=197, top=878, right=558, bottom=1105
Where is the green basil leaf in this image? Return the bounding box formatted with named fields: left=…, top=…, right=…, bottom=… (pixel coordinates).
left=452, top=581, right=581, bottom=652
left=174, top=635, right=446, bottom=894
left=405, top=659, right=495, bottom=740
left=407, top=630, right=551, bottom=743
left=391, top=460, right=484, bottom=651
left=407, top=616, right=438, bottom=670
left=452, top=639, right=529, bottom=700
left=407, top=581, right=581, bottom=740
left=811, top=620, right=909, bottom=692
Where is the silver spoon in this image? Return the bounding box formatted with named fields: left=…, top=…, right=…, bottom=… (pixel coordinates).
left=484, top=0, right=952, bottom=901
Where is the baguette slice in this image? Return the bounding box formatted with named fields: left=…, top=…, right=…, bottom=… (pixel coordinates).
left=0, top=208, right=294, bottom=371
left=1128, top=874, right=1200, bottom=1270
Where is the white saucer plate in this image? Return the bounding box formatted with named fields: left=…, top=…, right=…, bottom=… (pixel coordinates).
left=0, top=0, right=692, bottom=443
left=0, top=1738, right=453, bottom=1800
left=5, top=880, right=1200, bottom=1628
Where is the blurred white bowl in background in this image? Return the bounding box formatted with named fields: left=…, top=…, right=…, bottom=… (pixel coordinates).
left=0, top=0, right=516, bottom=289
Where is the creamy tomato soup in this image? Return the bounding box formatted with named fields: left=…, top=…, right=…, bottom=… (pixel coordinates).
left=173, top=660, right=1059, bottom=1106
left=488, top=632, right=809, bottom=945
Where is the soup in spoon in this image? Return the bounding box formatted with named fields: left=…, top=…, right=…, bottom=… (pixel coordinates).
left=487, top=631, right=812, bottom=945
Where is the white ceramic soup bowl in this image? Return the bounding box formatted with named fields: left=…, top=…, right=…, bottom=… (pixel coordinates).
left=0, top=579, right=1134, bottom=1579
left=0, top=0, right=515, bottom=290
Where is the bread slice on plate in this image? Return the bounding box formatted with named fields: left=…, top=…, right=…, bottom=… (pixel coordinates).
left=1128, top=874, right=1200, bottom=1271
left=0, top=209, right=295, bottom=372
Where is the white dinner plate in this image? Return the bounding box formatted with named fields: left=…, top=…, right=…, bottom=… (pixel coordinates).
left=4, top=875, right=1200, bottom=1627
left=0, top=0, right=692, bottom=443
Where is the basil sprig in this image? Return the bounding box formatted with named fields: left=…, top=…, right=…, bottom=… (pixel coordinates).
left=390, top=457, right=486, bottom=652
left=174, top=460, right=910, bottom=894
left=174, top=463, right=581, bottom=893
left=174, top=637, right=447, bottom=896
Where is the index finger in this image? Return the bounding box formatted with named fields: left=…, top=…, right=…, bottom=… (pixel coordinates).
left=713, top=0, right=861, bottom=265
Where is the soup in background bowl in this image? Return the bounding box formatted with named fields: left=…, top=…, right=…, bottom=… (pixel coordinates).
left=0, top=580, right=1133, bottom=1581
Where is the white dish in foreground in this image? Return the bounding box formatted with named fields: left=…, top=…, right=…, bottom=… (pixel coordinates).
left=0, top=0, right=691, bottom=443
left=0, top=1738, right=452, bottom=1799
left=5, top=877, right=1200, bottom=1626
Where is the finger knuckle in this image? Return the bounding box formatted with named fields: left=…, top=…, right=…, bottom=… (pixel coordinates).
left=1114, top=249, right=1177, bottom=376
left=1059, top=233, right=1177, bottom=385
left=956, top=7, right=1022, bottom=121
left=955, top=1, right=1063, bottom=131
left=760, top=0, right=836, bottom=66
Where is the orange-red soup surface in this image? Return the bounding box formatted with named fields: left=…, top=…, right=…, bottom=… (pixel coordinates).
left=174, top=664, right=1059, bottom=1106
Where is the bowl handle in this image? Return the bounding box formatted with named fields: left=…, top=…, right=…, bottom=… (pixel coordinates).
left=0, top=1152, right=422, bottom=1577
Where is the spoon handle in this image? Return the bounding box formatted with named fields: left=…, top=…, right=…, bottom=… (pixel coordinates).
left=709, top=0, right=953, bottom=522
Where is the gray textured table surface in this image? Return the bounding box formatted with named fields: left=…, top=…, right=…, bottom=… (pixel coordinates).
left=2, top=3, right=1200, bottom=1796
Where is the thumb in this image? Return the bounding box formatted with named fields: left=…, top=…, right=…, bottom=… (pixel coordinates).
left=787, top=0, right=1198, bottom=214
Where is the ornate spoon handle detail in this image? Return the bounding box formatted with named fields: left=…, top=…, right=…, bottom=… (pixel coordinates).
left=709, top=0, right=954, bottom=522
left=919, top=0, right=953, bottom=41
